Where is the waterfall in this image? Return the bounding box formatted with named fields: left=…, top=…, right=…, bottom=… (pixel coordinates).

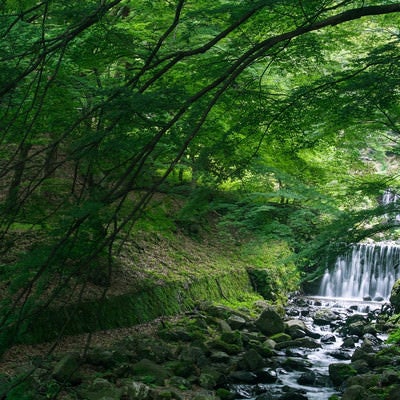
left=382, top=188, right=400, bottom=223
left=318, top=243, right=400, bottom=301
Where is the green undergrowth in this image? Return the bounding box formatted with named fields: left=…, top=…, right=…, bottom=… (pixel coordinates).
left=0, top=194, right=301, bottom=350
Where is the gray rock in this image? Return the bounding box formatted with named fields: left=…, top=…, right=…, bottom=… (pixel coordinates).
left=241, top=348, right=265, bottom=371
left=321, top=334, right=336, bottom=343
left=217, top=319, right=232, bottom=333
left=313, top=308, right=338, bottom=325
left=179, top=345, right=208, bottom=367
left=275, top=337, right=321, bottom=350
left=198, top=368, right=222, bottom=389
left=327, top=349, right=351, bottom=361
left=282, top=357, right=312, bottom=372
left=255, top=306, right=285, bottom=336
left=347, top=321, right=365, bottom=337
left=52, top=352, right=81, bottom=384
left=86, top=348, right=117, bottom=368
left=132, top=358, right=170, bottom=385
left=120, top=380, right=150, bottom=400
left=210, top=351, right=230, bottom=363
left=297, top=370, right=316, bottom=385
left=255, top=368, right=277, bottom=383
left=83, top=378, right=122, bottom=400
left=228, top=370, right=258, bottom=383
left=342, top=337, right=356, bottom=348
left=227, top=315, right=246, bottom=330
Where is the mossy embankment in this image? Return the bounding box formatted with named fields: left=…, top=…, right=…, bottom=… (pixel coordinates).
left=5, top=230, right=299, bottom=348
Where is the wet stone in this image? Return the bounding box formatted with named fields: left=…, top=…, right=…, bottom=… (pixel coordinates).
left=321, top=334, right=336, bottom=343
left=327, top=349, right=352, bottom=361
left=255, top=368, right=278, bottom=383
left=297, top=370, right=316, bottom=385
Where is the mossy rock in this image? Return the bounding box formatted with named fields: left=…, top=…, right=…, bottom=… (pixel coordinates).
left=346, top=373, right=380, bottom=389
left=198, top=368, right=223, bottom=390
left=52, top=353, right=81, bottom=384
left=216, top=388, right=235, bottom=400
left=329, top=363, right=357, bottom=386
left=270, top=332, right=291, bottom=343
left=220, top=331, right=243, bottom=346
left=132, top=359, right=171, bottom=386
left=209, top=338, right=242, bottom=355
left=165, top=360, right=195, bottom=379
left=390, top=280, right=400, bottom=313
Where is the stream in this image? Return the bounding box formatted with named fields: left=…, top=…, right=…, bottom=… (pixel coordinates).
left=228, top=296, right=388, bottom=400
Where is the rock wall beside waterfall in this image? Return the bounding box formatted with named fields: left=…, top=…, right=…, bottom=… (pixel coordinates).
left=390, top=279, right=400, bottom=312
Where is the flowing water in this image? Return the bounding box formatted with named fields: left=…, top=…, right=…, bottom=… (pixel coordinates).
left=229, top=238, right=399, bottom=399
left=318, top=242, right=400, bottom=301
left=229, top=297, right=385, bottom=400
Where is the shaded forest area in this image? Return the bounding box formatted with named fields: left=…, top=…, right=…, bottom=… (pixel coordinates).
left=1, top=0, right=400, bottom=369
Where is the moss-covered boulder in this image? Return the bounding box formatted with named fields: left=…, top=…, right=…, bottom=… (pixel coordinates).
left=390, top=279, right=400, bottom=313
left=80, top=378, right=122, bottom=400
left=52, top=352, right=81, bottom=384
left=255, top=306, right=285, bottom=336
left=341, top=385, right=369, bottom=400
left=328, top=363, right=357, bottom=387
left=132, top=359, right=171, bottom=385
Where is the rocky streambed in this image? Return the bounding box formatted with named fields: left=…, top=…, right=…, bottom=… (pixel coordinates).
left=2, top=297, right=400, bottom=400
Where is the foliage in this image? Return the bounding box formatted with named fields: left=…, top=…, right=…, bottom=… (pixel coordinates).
left=1, top=0, right=400, bottom=367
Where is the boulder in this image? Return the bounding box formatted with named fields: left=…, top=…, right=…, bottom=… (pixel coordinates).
left=255, top=368, right=278, bottom=383
left=279, top=389, right=308, bottom=400
left=297, top=370, right=316, bottom=385
left=210, top=351, right=230, bottom=364
left=346, top=373, right=380, bottom=389
left=275, top=337, right=321, bottom=350
left=132, top=359, right=171, bottom=385
left=179, top=345, right=208, bottom=367
left=390, top=279, right=400, bottom=312
left=216, top=319, right=232, bottom=333
left=241, top=348, right=265, bottom=371
left=313, top=308, right=338, bottom=325
left=227, top=315, right=247, bottom=330
left=198, top=367, right=223, bottom=389
left=83, top=378, right=121, bottom=400
left=327, top=349, right=351, bottom=361
left=321, top=334, right=336, bottom=344
left=85, top=348, right=120, bottom=368
left=341, top=384, right=368, bottom=400
left=282, top=357, right=312, bottom=372
left=285, top=320, right=307, bottom=339
left=52, top=353, right=81, bottom=384
left=388, top=384, right=400, bottom=400
left=328, top=363, right=357, bottom=386
left=255, top=306, right=285, bottom=336
left=380, top=369, right=400, bottom=386
left=270, top=333, right=291, bottom=343
left=228, top=370, right=258, bottom=383
left=120, top=380, right=151, bottom=400
left=346, top=321, right=365, bottom=337
left=342, top=337, right=357, bottom=348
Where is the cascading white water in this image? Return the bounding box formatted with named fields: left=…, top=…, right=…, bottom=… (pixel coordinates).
left=382, top=189, right=400, bottom=223
left=318, top=243, right=400, bottom=301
